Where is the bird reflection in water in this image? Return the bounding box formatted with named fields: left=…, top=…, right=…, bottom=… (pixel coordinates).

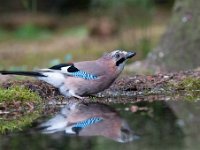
left=39, top=102, right=138, bottom=143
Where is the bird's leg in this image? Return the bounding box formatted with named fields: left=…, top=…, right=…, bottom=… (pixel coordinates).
left=69, top=91, right=84, bottom=99
left=73, top=94, right=84, bottom=100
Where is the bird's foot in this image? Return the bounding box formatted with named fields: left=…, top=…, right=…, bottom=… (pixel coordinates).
left=68, top=91, right=84, bottom=100
left=72, top=94, right=84, bottom=100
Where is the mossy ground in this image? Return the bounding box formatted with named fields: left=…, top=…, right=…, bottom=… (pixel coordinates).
left=0, top=85, right=41, bottom=102
left=0, top=85, right=42, bottom=133
left=168, top=77, right=200, bottom=101
left=0, top=112, right=41, bottom=134
left=0, top=71, right=199, bottom=134
left=172, top=77, right=200, bottom=91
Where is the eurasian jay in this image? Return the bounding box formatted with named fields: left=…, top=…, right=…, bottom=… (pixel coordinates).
left=0, top=50, right=136, bottom=99
left=39, top=102, right=136, bottom=143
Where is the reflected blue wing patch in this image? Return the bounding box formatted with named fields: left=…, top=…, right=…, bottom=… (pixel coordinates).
left=73, top=117, right=103, bottom=129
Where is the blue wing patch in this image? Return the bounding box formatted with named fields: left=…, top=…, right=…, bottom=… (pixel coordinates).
left=71, top=117, right=103, bottom=133
left=69, top=71, right=98, bottom=80
left=51, top=64, right=98, bottom=80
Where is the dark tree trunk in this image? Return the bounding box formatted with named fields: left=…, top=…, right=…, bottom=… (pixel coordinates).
left=147, top=0, right=200, bottom=71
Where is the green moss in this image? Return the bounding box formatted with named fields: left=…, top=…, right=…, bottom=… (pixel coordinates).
left=0, top=86, right=41, bottom=103
left=0, top=85, right=42, bottom=134
left=178, top=77, right=200, bottom=101
left=169, top=77, right=200, bottom=101
left=0, top=112, right=40, bottom=134
left=175, top=77, right=200, bottom=91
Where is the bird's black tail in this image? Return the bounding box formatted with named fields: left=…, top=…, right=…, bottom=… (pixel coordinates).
left=0, top=70, right=46, bottom=77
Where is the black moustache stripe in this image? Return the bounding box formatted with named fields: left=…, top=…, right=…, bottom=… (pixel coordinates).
left=116, top=58, right=125, bottom=66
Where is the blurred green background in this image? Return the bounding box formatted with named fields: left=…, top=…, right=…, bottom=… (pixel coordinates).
left=0, top=0, right=174, bottom=70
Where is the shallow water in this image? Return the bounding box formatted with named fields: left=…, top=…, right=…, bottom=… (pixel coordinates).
left=1, top=99, right=200, bottom=150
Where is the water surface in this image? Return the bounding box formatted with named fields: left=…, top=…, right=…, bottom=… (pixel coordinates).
left=1, top=97, right=200, bottom=150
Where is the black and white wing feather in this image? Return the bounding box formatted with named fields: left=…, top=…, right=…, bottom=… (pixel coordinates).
left=49, top=63, right=98, bottom=80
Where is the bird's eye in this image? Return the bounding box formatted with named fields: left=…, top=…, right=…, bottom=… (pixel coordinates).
left=115, top=53, right=120, bottom=59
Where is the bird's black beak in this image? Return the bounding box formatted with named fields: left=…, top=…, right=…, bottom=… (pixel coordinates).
left=126, top=52, right=136, bottom=59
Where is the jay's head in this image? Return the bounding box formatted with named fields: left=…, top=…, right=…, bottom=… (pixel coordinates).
left=118, top=120, right=138, bottom=143
left=102, top=50, right=136, bottom=71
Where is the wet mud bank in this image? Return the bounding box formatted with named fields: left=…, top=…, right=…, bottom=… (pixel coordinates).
left=0, top=70, right=199, bottom=133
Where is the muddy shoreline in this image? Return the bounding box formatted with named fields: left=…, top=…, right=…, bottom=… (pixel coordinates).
left=1, top=70, right=199, bottom=103
left=0, top=70, right=199, bottom=133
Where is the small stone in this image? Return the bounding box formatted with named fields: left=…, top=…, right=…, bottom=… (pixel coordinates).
left=124, top=107, right=129, bottom=111
left=130, top=105, right=139, bottom=112
left=164, top=75, right=169, bottom=79
left=176, top=119, right=185, bottom=127
left=135, top=80, right=140, bottom=83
